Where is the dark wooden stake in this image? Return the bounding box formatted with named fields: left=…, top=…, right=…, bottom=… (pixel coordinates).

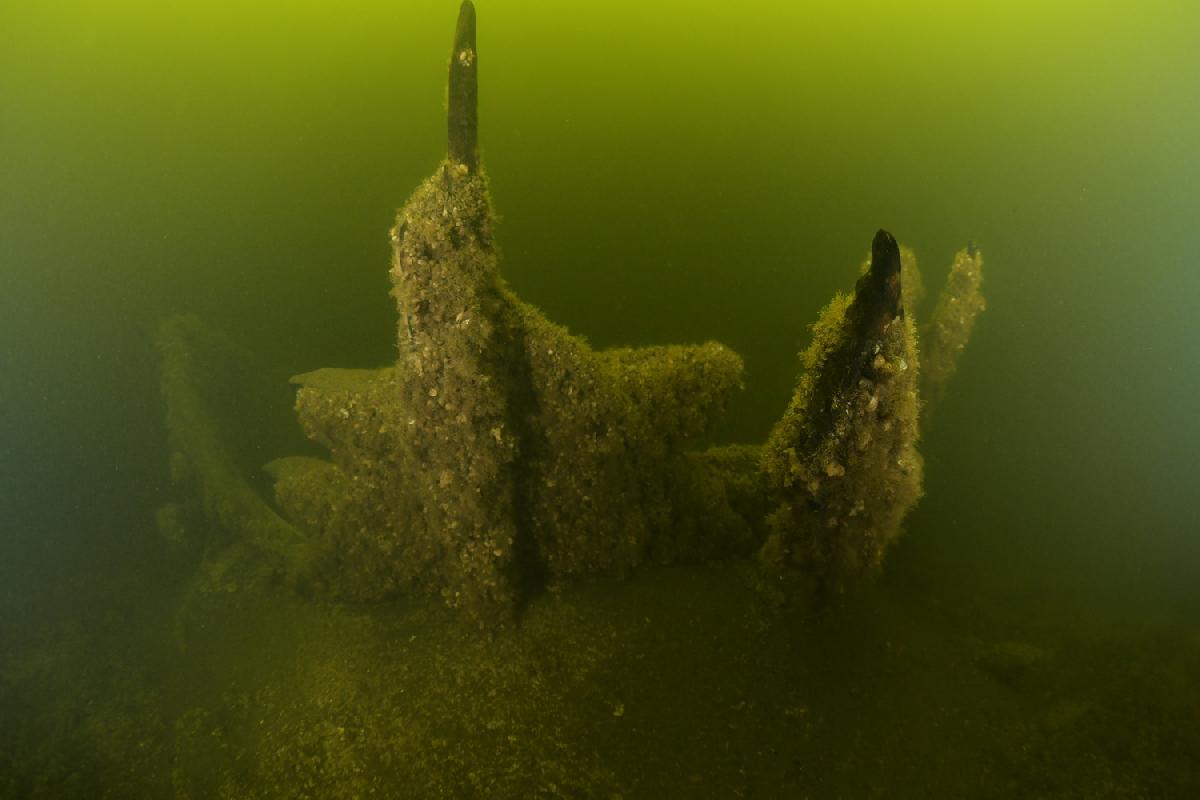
left=448, top=1, right=479, bottom=173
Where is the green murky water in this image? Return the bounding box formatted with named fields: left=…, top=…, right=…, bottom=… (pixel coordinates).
left=2, top=1, right=1198, bottom=796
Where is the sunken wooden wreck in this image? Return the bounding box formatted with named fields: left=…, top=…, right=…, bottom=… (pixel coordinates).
left=157, top=1, right=986, bottom=628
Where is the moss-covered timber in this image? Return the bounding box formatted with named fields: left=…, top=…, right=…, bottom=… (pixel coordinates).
left=275, top=163, right=746, bottom=625
left=156, top=314, right=303, bottom=570
left=921, top=243, right=986, bottom=408
left=760, top=231, right=923, bottom=594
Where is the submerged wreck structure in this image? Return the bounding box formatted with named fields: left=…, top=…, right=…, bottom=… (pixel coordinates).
left=157, top=1, right=985, bottom=628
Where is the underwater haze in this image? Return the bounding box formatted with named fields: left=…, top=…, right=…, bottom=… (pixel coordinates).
left=3, top=0, right=1199, bottom=797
